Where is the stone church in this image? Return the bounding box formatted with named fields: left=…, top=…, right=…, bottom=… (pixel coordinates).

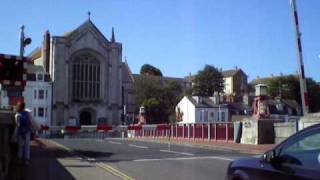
left=30, top=19, right=135, bottom=126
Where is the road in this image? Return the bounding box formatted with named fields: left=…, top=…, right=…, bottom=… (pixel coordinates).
left=52, top=138, right=256, bottom=180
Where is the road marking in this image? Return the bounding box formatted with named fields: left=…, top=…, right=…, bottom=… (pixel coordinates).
left=96, top=163, right=134, bottom=180
left=128, top=144, right=149, bottom=149
left=109, top=141, right=122, bottom=145
left=133, top=156, right=234, bottom=162
left=160, top=149, right=194, bottom=156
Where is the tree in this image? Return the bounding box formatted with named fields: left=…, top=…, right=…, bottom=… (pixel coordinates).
left=140, top=64, right=163, bottom=76
left=192, top=65, right=224, bottom=96
left=266, top=75, right=320, bottom=113
left=133, top=75, right=183, bottom=124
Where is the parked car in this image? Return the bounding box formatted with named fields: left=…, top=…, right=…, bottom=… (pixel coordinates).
left=226, top=123, right=320, bottom=180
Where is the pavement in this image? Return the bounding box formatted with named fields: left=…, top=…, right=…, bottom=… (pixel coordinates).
left=8, top=138, right=274, bottom=180
left=7, top=138, right=122, bottom=180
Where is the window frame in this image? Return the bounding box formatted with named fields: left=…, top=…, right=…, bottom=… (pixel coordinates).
left=37, top=73, right=44, bottom=81
left=38, top=107, right=44, bottom=117
left=38, top=89, right=45, bottom=100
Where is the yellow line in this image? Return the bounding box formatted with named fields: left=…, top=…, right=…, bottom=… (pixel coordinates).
left=48, top=140, right=72, bottom=151
left=104, top=164, right=134, bottom=180
left=97, top=163, right=134, bottom=180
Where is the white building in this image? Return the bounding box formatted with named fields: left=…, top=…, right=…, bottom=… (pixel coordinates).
left=175, top=96, right=229, bottom=124
left=23, top=63, right=52, bottom=126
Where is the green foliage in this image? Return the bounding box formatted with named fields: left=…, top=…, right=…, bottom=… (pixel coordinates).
left=192, top=65, right=224, bottom=96
left=266, top=75, right=320, bottom=113
left=134, top=75, right=183, bottom=124
left=140, top=64, right=163, bottom=76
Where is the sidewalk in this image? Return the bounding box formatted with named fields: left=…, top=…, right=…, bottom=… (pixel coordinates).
left=128, top=137, right=275, bottom=154
left=7, top=138, right=121, bottom=180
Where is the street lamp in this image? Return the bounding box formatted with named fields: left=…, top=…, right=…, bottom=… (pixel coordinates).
left=19, top=25, right=32, bottom=58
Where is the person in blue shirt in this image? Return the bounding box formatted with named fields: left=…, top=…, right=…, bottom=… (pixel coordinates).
left=15, top=101, right=34, bottom=165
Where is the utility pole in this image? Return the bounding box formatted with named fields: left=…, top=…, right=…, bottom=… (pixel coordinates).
left=290, top=0, right=309, bottom=115
left=19, top=25, right=25, bottom=58
left=19, top=25, right=32, bottom=58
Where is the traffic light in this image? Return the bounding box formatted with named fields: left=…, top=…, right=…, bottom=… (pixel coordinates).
left=0, top=55, right=24, bottom=82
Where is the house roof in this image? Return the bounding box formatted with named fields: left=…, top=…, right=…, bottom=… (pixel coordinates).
left=28, top=47, right=42, bottom=60
left=227, top=102, right=252, bottom=111
left=25, top=63, right=46, bottom=73
left=186, top=96, right=227, bottom=108
left=221, top=68, right=247, bottom=78
left=264, top=99, right=300, bottom=115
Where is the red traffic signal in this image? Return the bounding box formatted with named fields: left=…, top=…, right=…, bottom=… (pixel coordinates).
left=0, top=54, right=27, bottom=86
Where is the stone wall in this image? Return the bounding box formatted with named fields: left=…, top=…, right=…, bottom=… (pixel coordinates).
left=274, top=121, right=296, bottom=144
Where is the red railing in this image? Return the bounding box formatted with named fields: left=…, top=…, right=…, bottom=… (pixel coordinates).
left=37, top=122, right=235, bottom=143
left=137, top=122, right=234, bottom=142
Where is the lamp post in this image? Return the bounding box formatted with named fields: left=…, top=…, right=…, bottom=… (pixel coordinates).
left=19, top=25, right=32, bottom=58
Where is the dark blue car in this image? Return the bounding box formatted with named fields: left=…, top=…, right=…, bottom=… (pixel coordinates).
left=226, top=123, right=320, bottom=180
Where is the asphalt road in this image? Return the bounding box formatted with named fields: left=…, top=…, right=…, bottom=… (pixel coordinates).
left=52, top=138, right=256, bottom=180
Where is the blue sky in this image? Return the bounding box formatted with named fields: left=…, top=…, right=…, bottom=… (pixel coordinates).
left=1, top=0, right=319, bottom=81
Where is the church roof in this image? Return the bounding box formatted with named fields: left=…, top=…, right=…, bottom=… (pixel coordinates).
left=63, top=19, right=111, bottom=44
left=122, top=61, right=134, bottom=83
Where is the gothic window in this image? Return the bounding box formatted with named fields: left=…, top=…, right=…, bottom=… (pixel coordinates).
left=72, top=54, right=101, bottom=101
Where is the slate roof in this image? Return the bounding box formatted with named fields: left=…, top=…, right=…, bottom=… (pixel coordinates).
left=186, top=96, right=227, bottom=108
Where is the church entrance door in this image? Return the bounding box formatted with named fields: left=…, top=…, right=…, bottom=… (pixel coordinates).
left=80, top=111, right=92, bottom=125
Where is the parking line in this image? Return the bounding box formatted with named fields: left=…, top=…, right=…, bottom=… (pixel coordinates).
left=160, top=149, right=194, bottom=156
left=109, top=141, right=122, bottom=145
left=128, top=144, right=149, bottom=149
left=96, top=163, right=134, bottom=180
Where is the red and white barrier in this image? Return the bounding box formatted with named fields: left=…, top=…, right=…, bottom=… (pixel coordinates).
left=38, top=122, right=235, bottom=143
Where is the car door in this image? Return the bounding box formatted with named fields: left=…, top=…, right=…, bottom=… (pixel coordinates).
left=274, top=128, right=320, bottom=180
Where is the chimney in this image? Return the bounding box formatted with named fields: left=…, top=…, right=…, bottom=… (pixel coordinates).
left=210, top=92, right=219, bottom=105
left=42, top=30, right=50, bottom=72
left=234, top=66, right=238, bottom=70
left=193, top=96, right=203, bottom=104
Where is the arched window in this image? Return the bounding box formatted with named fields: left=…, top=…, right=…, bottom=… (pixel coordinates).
left=72, top=54, right=100, bottom=101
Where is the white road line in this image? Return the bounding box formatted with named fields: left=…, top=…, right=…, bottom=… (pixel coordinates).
left=128, top=144, right=149, bottom=149
left=160, top=149, right=194, bottom=156
left=133, top=156, right=234, bottom=162
left=108, top=141, right=122, bottom=145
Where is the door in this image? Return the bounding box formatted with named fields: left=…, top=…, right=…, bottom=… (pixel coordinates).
left=80, top=111, right=92, bottom=125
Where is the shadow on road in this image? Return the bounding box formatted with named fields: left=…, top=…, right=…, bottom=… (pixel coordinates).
left=75, top=150, right=113, bottom=159
left=7, top=142, right=76, bottom=180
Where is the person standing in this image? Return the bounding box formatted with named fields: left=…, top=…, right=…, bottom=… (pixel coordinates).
left=15, top=101, right=34, bottom=165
